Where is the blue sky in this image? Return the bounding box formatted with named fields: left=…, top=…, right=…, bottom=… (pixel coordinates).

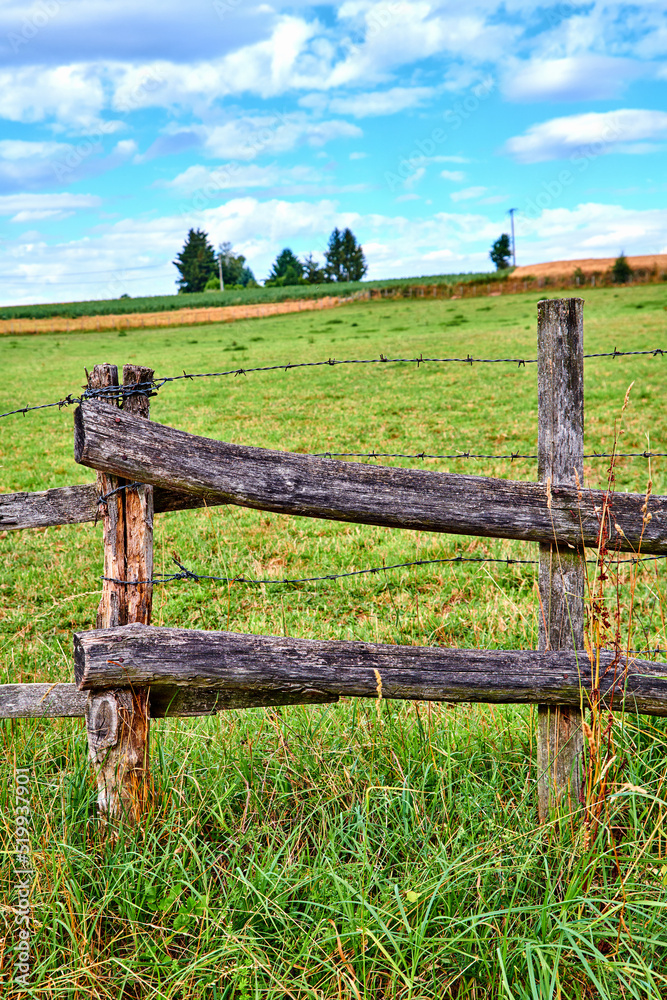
left=0, top=0, right=666, bottom=304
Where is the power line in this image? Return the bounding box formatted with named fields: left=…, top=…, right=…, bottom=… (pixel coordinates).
left=0, top=263, right=170, bottom=283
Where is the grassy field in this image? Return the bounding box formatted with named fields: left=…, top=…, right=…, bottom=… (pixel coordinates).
left=1, top=284, right=667, bottom=998
left=0, top=271, right=508, bottom=322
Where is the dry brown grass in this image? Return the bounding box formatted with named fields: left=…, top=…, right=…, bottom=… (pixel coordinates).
left=0, top=294, right=345, bottom=336
left=513, top=253, right=667, bottom=280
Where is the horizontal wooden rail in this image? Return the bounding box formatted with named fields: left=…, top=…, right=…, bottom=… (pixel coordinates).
left=74, top=402, right=667, bottom=553
left=0, top=680, right=334, bottom=720
left=74, top=624, right=667, bottom=718
left=0, top=482, right=224, bottom=532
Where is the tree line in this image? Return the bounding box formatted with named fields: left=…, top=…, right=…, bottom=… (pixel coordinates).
left=173, top=227, right=368, bottom=294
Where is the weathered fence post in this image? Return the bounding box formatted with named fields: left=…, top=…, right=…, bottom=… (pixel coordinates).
left=537, top=299, right=585, bottom=821
left=85, top=363, right=154, bottom=825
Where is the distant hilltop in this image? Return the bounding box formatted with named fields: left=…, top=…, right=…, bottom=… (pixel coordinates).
left=513, top=254, right=667, bottom=279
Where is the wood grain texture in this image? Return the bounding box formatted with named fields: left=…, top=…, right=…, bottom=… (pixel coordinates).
left=0, top=683, right=88, bottom=718
left=73, top=623, right=667, bottom=718
left=537, top=298, right=585, bottom=820
left=85, top=364, right=151, bottom=826
left=0, top=682, right=331, bottom=719
left=74, top=402, right=667, bottom=553
left=0, top=483, right=223, bottom=532
left=121, top=365, right=154, bottom=626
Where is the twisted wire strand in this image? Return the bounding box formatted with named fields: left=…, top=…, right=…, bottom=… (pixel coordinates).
left=3, top=346, right=665, bottom=420
left=82, top=345, right=667, bottom=401
left=102, top=552, right=667, bottom=588
left=314, top=450, right=667, bottom=462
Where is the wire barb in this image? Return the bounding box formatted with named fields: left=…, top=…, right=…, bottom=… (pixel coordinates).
left=4, top=346, right=666, bottom=420
left=100, top=551, right=667, bottom=588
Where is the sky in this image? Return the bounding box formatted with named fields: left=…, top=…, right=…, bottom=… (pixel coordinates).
left=0, top=0, right=666, bottom=305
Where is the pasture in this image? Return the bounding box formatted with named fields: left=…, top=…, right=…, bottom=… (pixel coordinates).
left=0, top=270, right=499, bottom=323
left=2, top=283, right=667, bottom=998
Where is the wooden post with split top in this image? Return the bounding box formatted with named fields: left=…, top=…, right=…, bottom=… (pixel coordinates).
left=84, top=362, right=154, bottom=824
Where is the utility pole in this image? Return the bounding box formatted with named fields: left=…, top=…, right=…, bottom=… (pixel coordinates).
left=508, top=208, right=517, bottom=267
left=218, top=252, right=224, bottom=292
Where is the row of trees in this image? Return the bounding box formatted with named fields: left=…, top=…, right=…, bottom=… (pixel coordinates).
left=265, top=229, right=368, bottom=286
left=173, top=227, right=368, bottom=293
left=173, top=230, right=257, bottom=294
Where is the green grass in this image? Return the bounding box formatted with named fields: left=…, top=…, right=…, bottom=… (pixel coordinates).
left=0, top=271, right=510, bottom=322
left=1, top=284, right=667, bottom=997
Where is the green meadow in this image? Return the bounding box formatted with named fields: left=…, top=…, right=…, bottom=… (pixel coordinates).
left=1, top=284, right=667, bottom=998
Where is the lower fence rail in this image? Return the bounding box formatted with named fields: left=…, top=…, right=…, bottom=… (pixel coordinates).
left=0, top=680, right=335, bottom=720
left=68, top=623, right=667, bottom=719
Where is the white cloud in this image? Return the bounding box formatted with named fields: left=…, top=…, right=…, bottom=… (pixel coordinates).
left=0, top=139, right=69, bottom=160
left=108, top=16, right=318, bottom=110
left=328, top=86, right=434, bottom=118
left=330, top=2, right=518, bottom=89
left=0, top=65, right=105, bottom=126
left=0, top=134, right=136, bottom=194
left=504, top=110, right=667, bottom=163
left=5, top=193, right=667, bottom=306
left=200, top=115, right=362, bottom=160
left=440, top=170, right=465, bottom=182
left=450, top=186, right=487, bottom=202
left=0, top=192, right=101, bottom=222
left=349, top=151, right=367, bottom=159
left=503, top=55, right=644, bottom=102
left=164, top=162, right=323, bottom=193
left=513, top=202, right=667, bottom=263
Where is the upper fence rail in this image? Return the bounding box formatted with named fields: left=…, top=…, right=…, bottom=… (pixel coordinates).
left=72, top=401, right=667, bottom=555
left=1, top=345, right=665, bottom=420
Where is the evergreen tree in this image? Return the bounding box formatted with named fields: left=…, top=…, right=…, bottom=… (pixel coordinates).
left=240, top=266, right=258, bottom=287
left=340, top=228, right=367, bottom=281
left=302, top=253, right=328, bottom=284
left=265, top=248, right=305, bottom=286
left=324, top=227, right=367, bottom=282
left=489, top=234, right=511, bottom=270
left=324, top=227, right=344, bottom=281
left=611, top=253, right=632, bottom=284
left=173, top=228, right=217, bottom=293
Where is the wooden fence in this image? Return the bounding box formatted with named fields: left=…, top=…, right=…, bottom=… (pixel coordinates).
left=3, top=298, right=666, bottom=825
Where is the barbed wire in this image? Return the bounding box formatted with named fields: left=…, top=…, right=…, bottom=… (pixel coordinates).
left=102, top=552, right=667, bottom=588
left=97, top=481, right=144, bottom=504
left=2, top=346, right=665, bottom=421
left=82, top=346, right=667, bottom=401
left=315, top=450, right=667, bottom=462
left=0, top=394, right=80, bottom=419
left=102, top=554, right=539, bottom=586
